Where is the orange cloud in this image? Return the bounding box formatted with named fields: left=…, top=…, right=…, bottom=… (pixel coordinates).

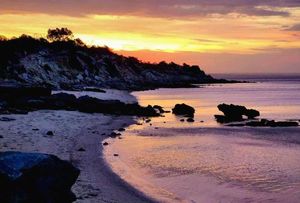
left=0, top=1, right=300, bottom=73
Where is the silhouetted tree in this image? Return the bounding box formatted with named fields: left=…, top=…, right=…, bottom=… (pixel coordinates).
left=47, top=28, right=73, bottom=41
left=74, top=38, right=85, bottom=46
left=0, top=35, right=7, bottom=41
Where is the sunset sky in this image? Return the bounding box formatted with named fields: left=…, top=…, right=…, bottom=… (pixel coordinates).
left=1, top=0, right=300, bottom=73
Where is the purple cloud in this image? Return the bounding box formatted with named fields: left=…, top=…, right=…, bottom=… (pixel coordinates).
left=0, top=0, right=299, bottom=18
left=285, top=24, right=300, bottom=31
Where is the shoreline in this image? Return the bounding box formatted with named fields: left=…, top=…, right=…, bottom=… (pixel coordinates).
left=0, top=89, right=156, bottom=203
left=104, top=124, right=300, bottom=203
left=0, top=110, right=155, bottom=203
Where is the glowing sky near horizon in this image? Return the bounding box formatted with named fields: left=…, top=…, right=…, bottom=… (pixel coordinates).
left=0, top=0, right=300, bottom=73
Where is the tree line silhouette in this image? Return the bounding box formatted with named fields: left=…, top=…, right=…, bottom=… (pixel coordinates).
left=0, top=28, right=206, bottom=79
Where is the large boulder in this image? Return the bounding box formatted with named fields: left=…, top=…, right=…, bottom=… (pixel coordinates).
left=0, top=151, right=80, bottom=203
left=215, top=103, right=260, bottom=123
left=172, top=103, right=195, bottom=116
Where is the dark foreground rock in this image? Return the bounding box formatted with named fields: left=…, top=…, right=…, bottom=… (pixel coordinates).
left=0, top=151, right=80, bottom=203
left=215, top=103, right=260, bottom=123
left=172, top=103, right=195, bottom=117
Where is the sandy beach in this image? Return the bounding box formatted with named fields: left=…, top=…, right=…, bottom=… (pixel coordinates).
left=0, top=90, right=154, bottom=203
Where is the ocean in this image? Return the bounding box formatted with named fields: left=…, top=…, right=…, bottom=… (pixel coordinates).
left=104, top=74, right=300, bottom=203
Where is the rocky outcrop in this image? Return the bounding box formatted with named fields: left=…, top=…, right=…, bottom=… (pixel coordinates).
left=0, top=85, right=160, bottom=117
left=0, top=36, right=234, bottom=91
left=215, top=104, right=299, bottom=127
left=215, top=103, right=260, bottom=123
left=172, top=103, right=195, bottom=117
left=0, top=151, right=79, bottom=203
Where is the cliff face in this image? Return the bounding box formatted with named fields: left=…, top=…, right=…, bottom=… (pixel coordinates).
left=0, top=36, right=221, bottom=90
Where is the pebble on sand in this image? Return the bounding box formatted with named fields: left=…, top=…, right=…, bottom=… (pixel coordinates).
left=46, top=131, right=54, bottom=136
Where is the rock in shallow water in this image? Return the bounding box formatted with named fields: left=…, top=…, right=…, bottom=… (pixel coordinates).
left=186, top=118, right=195, bottom=122
left=172, top=103, right=195, bottom=117
left=227, top=119, right=299, bottom=127
left=246, top=119, right=299, bottom=127
left=215, top=103, right=260, bottom=123
left=0, top=151, right=80, bottom=203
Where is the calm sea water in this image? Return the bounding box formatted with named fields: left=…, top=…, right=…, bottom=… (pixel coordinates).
left=105, top=74, right=300, bottom=203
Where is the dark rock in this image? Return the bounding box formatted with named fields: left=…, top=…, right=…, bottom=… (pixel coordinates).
left=217, top=104, right=246, bottom=121
left=246, top=119, right=298, bottom=127
left=246, top=109, right=260, bottom=119
left=0, top=87, right=160, bottom=117
left=0, top=85, right=51, bottom=100
left=245, top=121, right=265, bottom=127
left=103, top=142, right=109, bottom=146
left=275, top=121, right=298, bottom=127
left=180, top=119, right=185, bottom=122
left=145, top=119, right=151, bottom=123
left=0, top=117, right=16, bottom=122
left=214, top=115, right=231, bottom=123
left=226, top=123, right=246, bottom=127
left=48, top=93, right=77, bottom=109
left=24, top=99, right=48, bottom=109
left=76, top=96, right=159, bottom=116
left=0, top=151, right=80, bottom=203
left=215, top=104, right=260, bottom=123
left=110, top=132, right=121, bottom=138
left=0, top=135, right=3, bottom=138
left=187, top=118, right=195, bottom=122
left=118, top=128, right=125, bottom=132
left=46, top=131, right=54, bottom=136
left=113, top=154, right=119, bottom=157
left=32, top=128, right=39, bottom=131
left=84, top=87, right=106, bottom=93
left=172, top=103, right=195, bottom=116
left=153, top=105, right=165, bottom=113
left=77, top=148, right=85, bottom=152
left=0, top=100, right=8, bottom=109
